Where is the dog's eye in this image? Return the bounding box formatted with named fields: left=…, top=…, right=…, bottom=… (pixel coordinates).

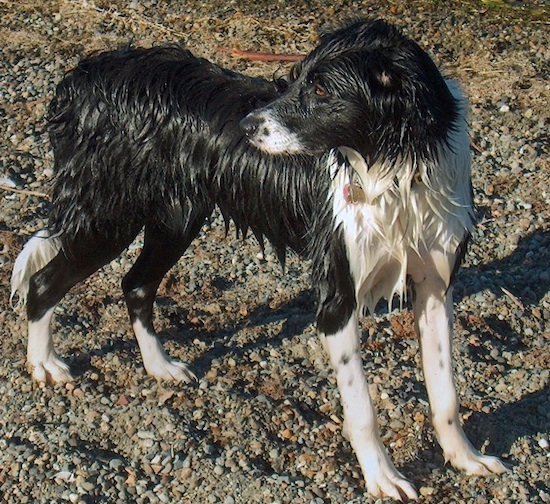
left=314, top=84, right=328, bottom=97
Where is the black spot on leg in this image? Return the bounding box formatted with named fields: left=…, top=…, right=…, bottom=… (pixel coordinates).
left=347, top=377, right=354, bottom=387
left=447, top=418, right=453, bottom=425
left=340, top=353, right=351, bottom=366
left=437, top=343, right=442, bottom=354
left=439, top=359, right=444, bottom=369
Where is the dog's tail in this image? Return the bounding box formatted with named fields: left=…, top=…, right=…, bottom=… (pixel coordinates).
left=10, top=229, right=61, bottom=309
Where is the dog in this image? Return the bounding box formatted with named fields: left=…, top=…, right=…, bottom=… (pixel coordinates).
left=11, top=19, right=507, bottom=500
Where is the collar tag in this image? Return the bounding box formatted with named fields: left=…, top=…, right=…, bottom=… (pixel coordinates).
left=344, top=183, right=366, bottom=204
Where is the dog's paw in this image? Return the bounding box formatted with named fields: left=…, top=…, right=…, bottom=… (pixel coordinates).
left=29, top=355, right=73, bottom=384
left=360, top=454, right=418, bottom=501
left=366, top=469, right=418, bottom=502
left=448, top=450, right=509, bottom=476
left=145, top=358, right=197, bottom=383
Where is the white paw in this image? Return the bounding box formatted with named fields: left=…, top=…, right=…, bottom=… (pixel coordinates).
left=448, top=449, right=509, bottom=476
left=145, top=358, right=197, bottom=383
left=133, top=321, right=196, bottom=382
left=359, top=451, right=418, bottom=501
left=366, top=467, right=418, bottom=501
left=29, top=355, right=74, bottom=384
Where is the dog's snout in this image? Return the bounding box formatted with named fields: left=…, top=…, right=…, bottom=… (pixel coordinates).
left=240, top=114, right=264, bottom=138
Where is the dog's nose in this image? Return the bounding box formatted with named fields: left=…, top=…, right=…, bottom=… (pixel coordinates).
left=240, top=115, right=263, bottom=138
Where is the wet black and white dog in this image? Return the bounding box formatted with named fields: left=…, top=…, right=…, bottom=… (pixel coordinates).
left=11, top=19, right=506, bottom=500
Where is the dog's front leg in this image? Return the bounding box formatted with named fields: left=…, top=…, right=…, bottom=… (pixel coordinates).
left=411, top=266, right=508, bottom=475
left=319, top=311, right=418, bottom=501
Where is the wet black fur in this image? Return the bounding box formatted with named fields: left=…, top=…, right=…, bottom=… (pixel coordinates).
left=30, top=19, right=458, bottom=342
left=48, top=46, right=322, bottom=256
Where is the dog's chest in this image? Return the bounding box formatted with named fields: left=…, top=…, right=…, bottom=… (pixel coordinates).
left=329, top=148, right=471, bottom=314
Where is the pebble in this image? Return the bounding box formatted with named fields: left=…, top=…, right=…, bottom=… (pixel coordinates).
left=420, top=486, right=435, bottom=497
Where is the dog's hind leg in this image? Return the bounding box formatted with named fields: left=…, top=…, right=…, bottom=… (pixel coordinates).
left=122, top=205, right=210, bottom=382
left=411, top=251, right=508, bottom=476
left=24, top=233, right=135, bottom=383
left=316, top=245, right=418, bottom=501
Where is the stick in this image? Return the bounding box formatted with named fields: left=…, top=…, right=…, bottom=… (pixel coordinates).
left=501, top=287, right=524, bottom=310
left=0, top=185, right=48, bottom=199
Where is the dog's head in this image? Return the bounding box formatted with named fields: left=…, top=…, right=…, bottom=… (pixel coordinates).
left=241, top=19, right=458, bottom=161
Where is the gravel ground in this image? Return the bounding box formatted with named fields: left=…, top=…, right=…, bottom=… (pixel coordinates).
left=1, top=1, right=549, bottom=503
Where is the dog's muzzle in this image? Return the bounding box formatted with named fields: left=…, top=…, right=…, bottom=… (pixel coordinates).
left=240, top=111, right=304, bottom=154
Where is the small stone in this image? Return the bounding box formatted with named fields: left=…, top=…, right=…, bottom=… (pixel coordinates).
left=179, top=468, right=192, bottom=480
left=281, top=429, right=293, bottom=439
left=206, top=368, right=218, bottom=380
left=389, top=419, right=405, bottom=431
left=538, top=438, right=549, bottom=451
left=117, top=395, right=130, bottom=406
left=109, top=459, right=123, bottom=471
left=420, top=486, right=435, bottom=496
left=137, top=431, right=155, bottom=440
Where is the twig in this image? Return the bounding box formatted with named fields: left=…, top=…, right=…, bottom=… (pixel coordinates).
left=461, top=68, right=508, bottom=75
left=0, top=185, right=48, bottom=199
left=470, top=139, right=484, bottom=153
left=501, top=287, right=524, bottom=310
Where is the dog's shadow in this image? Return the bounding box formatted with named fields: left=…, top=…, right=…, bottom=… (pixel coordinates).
left=186, top=230, right=550, bottom=369
left=189, top=288, right=317, bottom=373
left=464, top=386, right=549, bottom=459
left=454, top=229, right=550, bottom=306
